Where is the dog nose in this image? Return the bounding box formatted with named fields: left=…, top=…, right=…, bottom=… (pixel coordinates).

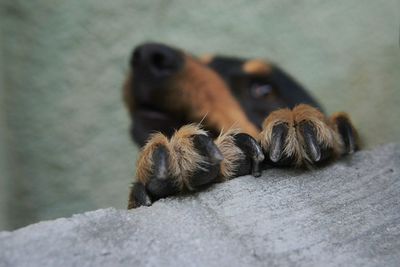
left=131, top=43, right=184, bottom=77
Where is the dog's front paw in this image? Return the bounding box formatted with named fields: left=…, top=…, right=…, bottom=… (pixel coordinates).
left=216, top=130, right=264, bottom=179
left=259, top=104, right=358, bottom=167
left=128, top=124, right=223, bottom=209
left=128, top=124, right=266, bottom=209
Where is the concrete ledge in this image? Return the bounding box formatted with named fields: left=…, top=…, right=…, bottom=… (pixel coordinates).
left=1, top=144, right=399, bottom=267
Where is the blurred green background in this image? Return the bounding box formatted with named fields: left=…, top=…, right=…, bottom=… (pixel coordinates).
left=0, top=0, right=399, bottom=230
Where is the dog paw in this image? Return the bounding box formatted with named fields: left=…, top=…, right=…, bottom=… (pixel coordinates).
left=259, top=104, right=358, bottom=167
left=128, top=124, right=223, bottom=208
left=215, top=129, right=264, bottom=179
left=128, top=124, right=265, bottom=209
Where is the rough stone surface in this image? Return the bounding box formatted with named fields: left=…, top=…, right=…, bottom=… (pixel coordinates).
left=0, top=144, right=399, bottom=267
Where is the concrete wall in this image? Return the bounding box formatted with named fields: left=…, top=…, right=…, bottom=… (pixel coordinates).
left=1, top=0, right=399, bottom=230
left=1, top=144, right=400, bottom=266
left=0, top=25, right=9, bottom=230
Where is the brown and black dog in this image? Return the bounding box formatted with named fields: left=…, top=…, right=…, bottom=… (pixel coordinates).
left=124, top=43, right=359, bottom=209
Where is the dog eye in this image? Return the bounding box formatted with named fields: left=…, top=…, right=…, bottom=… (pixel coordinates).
left=250, top=83, right=273, bottom=98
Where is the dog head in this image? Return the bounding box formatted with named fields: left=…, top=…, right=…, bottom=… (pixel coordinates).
left=123, top=42, right=321, bottom=146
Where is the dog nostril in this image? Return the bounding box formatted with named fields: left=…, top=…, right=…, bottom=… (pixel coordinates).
left=148, top=48, right=181, bottom=76
left=150, top=52, right=170, bottom=71
left=131, top=43, right=183, bottom=77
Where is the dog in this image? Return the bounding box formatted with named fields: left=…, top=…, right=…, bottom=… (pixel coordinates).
left=123, top=42, right=359, bottom=209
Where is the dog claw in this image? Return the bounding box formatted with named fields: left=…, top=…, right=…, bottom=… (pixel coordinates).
left=336, top=117, right=357, bottom=154
left=299, top=121, right=321, bottom=162
left=128, top=182, right=152, bottom=209
left=269, top=123, right=288, bottom=163
left=233, top=133, right=264, bottom=177
left=193, top=134, right=223, bottom=164
left=146, top=145, right=180, bottom=200
left=188, top=134, right=223, bottom=188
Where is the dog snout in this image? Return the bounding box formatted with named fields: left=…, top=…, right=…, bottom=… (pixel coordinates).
left=131, top=43, right=184, bottom=78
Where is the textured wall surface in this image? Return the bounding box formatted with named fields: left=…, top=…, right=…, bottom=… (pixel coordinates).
left=0, top=31, right=8, bottom=230
left=1, top=144, right=399, bottom=267
left=1, top=0, right=399, bottom=229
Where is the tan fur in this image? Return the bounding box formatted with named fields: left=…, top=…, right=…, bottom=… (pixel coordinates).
left=168, top=55, right=260, bottom=138
left=134, top=124, right=208, bottom=191
left=135, top=133, right=170, bottom=184
left=214, top=128, right=245, bottom=180
left=123, top=50, right=259, bottom=138
left=330, top=112, right=351, bottom=122
left=243, top=59, right=272, bottom=75
left=259, top=104, right=344, bottom=166
left=259, top=108, right=303, bottom=165
left=168, top=124, right=208, bottom=190
left=293, top=104, right=343, bottom=161
left=198, top=53, right=214, bottom=64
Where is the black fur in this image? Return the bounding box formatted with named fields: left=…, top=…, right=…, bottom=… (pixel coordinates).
left=128, top=44, right=322, bottom=146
